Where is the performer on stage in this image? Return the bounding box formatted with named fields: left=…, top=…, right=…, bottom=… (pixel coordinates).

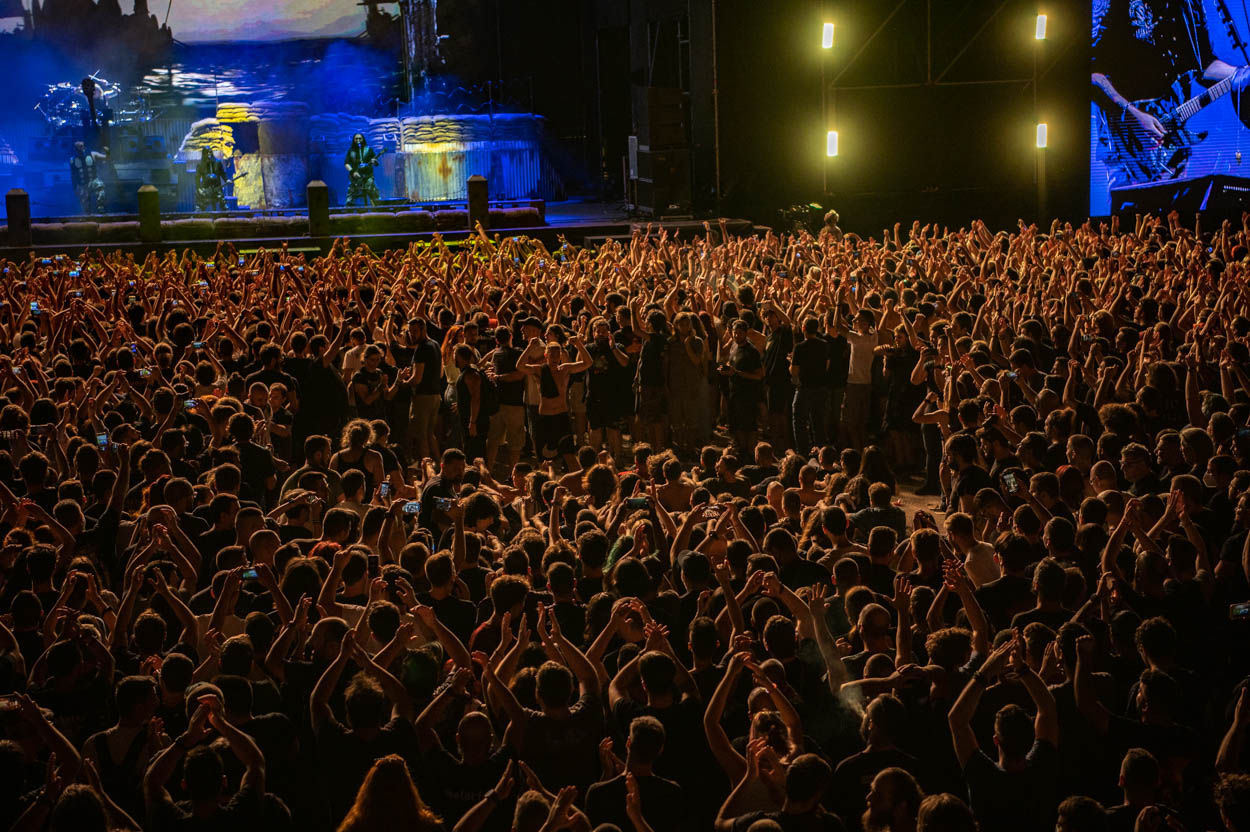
left=344, top=133, right=380, bottom=207
left=69, top=141, right=108, bottom=215
left=195, top=147, right=227, bottom=212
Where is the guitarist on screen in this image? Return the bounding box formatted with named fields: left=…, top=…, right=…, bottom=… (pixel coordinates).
left=1092, top=0, right=1250, bottom=187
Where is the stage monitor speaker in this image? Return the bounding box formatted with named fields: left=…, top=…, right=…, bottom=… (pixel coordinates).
left=632, top=86, right=687, bottom=149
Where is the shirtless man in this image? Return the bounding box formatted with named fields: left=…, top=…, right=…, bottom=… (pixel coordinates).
left=522, top=336, right=593, bottom=472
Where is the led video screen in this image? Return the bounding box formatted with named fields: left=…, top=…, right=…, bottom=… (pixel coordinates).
left=1092, top=0, right=1250, bottom=215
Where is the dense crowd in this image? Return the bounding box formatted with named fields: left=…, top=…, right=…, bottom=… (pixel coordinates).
left=0, top=211, right=1248, bottom=832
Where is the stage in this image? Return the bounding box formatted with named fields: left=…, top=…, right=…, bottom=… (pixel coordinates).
left=0, top=197, right=760, bottom=257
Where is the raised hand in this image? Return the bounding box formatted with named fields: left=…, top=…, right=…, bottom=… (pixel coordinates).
left=643, top=621, right=671, bottom=653
left=625, top=772, right=644, bottom=820
left=979, top=634, right=1017, bottom=679
left=807, top=582, right=829, bottom=619
left=892, top=573, right=912, bottom=611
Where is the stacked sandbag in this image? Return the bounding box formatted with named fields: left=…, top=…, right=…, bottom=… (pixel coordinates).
left=177, top=119, right=236, bottom=162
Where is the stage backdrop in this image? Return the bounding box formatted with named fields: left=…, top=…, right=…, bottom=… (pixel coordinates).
left=1091, top=0, right=1250, bottom=215
left=0, top=0, right=562, bottom=217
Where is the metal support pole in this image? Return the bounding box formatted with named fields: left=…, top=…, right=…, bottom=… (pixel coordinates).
left=821, top=60, right=827, bottom=195
left=1034, top=34, right=1043, bottom=223
left=1038, top=149, right=1047, bottom=224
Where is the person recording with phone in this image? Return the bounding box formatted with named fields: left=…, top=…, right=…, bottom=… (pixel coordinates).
left=418, top=448, right=466, bottom=535
left=267, top=489, right=323, bottom=542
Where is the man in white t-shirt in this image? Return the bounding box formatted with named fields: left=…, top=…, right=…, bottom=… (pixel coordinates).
left=340, top=328, right=368, bottom=408
left=836, top=307, right=878, bottom=450
left=946, top=511, right=1000, bottom=587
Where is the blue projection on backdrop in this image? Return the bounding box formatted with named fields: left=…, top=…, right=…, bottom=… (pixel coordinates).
left=0, top=0, right=555, bottom=219
left=1091, top=0, right=1250, bottom=215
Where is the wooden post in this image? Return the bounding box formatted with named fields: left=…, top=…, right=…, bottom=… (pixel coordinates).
left=137, top=185, right=161, bottom=243
left=467, top=174, right=489, bottom=231
left=307, top=180, right=330, bottom=238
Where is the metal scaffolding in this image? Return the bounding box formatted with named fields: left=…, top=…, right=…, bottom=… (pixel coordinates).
left=819, top=0, right=1073, bottom=217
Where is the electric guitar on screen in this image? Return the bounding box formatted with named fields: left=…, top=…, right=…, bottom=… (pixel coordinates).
left=1104, top=69, right=1244, bottom=183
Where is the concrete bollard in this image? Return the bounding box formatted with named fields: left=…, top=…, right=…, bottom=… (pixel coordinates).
left=5, top=189, right=32, bottom=248
left=467, top=175, right=489, bottom=231
left=137, top=185, right=161, bottom=243
left=307, top=181, right=330, bottom=238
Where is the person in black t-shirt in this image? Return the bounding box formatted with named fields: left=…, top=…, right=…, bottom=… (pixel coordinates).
left=823, top=313, right=851, bottom=448
left=415, top=552, right=476, bottom=646
left=721, top=319, right=766, bottom=454
left=266, top=383, right=295, bottom=464
left=832, top=694, right=926, bottom=831
left=228, top=413, right=278, bottom=509
left=587, top=316, right=632, bottom=460
left=762, top=306, right=795, bottom=451
left=143, top=694, right=271, bottom=832
left=791, top=317, right=831, bottom=453
left=407, top=318, right=445, bottom=463
left=418, top=448, right=466, bottom=534
left=353, top=345, right=411, bottom=424
left=974, top=533, right=1037, bottom=633
left=487, top=327, right=527, bottom=473
left=454, top=346, right=492, bottom=460
left=949, top=634, right=1060, bottom=832
left=1008, top=558, right=1073, bottom=632
left=636, top=310, right=670, bottom=450
left=244, top=342, right=300, bottom=402
left=720, top=753, right=847, bottom=832
left=947, top=434, right=993, bottom=514
left=586, top=716, right=688, bottom=832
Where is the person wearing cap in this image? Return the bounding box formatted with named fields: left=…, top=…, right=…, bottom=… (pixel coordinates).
left=1120, top=443, right=1164, bottom=497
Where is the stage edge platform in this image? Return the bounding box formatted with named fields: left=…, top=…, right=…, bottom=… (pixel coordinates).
left=0, top=215, right=759, bottom=258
